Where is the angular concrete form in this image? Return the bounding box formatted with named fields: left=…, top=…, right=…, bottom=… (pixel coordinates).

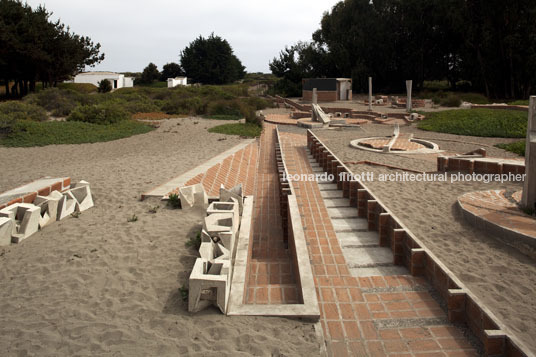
left=0, top=217, right=13, bottom=246
left=203, top=212, right=238, bottom=250
left=0, top=203, right=40, bottom=243
left=188, top=258, right=229, bottom=313
left=57, top=191, right=77, bottom=220
left=33, top=191, right=62, bottom=228
left=312, top=103, right=331, bottom=125
left=220, top=184, right=243, bottom=215
left=179, top=183, right=208, bottom=211
left=70, top=180, right=94, bottom=212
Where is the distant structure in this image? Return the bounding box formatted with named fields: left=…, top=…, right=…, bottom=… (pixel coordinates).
left=167, top=77, right=188, bottom=88
left=302, top=78, right=352, bottom=102
left=73, top=72, right=134, bottom=89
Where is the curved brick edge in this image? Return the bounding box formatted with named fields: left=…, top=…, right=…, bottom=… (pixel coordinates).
left=458, top=190, right=536, bottom=254
left=263, top=114, right=298, bottom=126
left=350, top=137, right=440, bottom=154
left=308, top=130, right=533, bottom=357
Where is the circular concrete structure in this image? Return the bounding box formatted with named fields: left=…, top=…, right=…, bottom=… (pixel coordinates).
left=350, top=135, right=440, bottom=154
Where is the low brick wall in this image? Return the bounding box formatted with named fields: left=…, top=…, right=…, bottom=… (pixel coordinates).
left=437, top=157, right=525, bottom=176
left=0, top=178, right=71, bottom=210
left=307, top=130, right=531, bottom=356
left=302, top=90, right=338, bottom=102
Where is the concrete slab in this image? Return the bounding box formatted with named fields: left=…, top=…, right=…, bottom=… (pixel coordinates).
left=0, top=177, right=69, bottom=206
left=323, top=198, right=351, bottom=208
left=343, top=246, right=394, bottom=267
left=336, top=231, right=379, bottom=247
left=350, top=265, right=409, bottom=277
left=320, top=190, right=344, bottom=199
left=318, top=184, right=338, bottom=191
left=331, top=217, right=368, bottom=232
left=327, top=207, right=358, bottom=218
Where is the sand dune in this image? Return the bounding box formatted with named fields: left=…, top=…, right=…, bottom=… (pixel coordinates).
left=0, top=118, right=320, bottom=356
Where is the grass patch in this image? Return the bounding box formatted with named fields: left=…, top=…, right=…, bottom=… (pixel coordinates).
left=0, top=120, right=153, bottom=147
left=496, top=141, right=525, bottom=156
left=203, top=114, right=241, bottom=120
left=208, top=123, right=262, bottom=137
left=417, top=108, right=526, bottom=138
left=508, top=100, right=529, bottom=106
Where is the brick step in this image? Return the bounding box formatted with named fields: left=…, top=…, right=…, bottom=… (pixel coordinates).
left=331, top=217, right=368, bottom=232
left=350, top=265, right=409, bottom=277
left=327, top=206, right=358, bottom=218
left=311, top=167, right=324, bottom=173
left=323, top=198, right=351, bottom=208
left=320, top=190, right=344, bottom=199
left=336, top=231, right=379, bottom=247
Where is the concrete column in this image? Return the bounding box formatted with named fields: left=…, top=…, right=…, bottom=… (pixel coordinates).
left=522, top=96, right=536, bottom=209
left=406, top=80, right=413, bottom=112
left=368, top=77, right=372, bottom=112
left=312, top=88, right=318, bottom=104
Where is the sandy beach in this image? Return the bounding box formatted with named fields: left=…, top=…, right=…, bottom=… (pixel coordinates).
left=0, top=118, right=320, bottom=356
left=313, top=123, right=536, bottom=353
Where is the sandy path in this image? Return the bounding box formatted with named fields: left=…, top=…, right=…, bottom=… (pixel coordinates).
left=315, top=124, right=536, bottom=353
left=0, top=118, right=319, bottom=356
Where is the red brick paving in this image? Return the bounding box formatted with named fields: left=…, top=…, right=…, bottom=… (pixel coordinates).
left=279, top=131, right=478, bottom=356
left=168, top=141, right=258, bottom=197
left=245, top=124, right=299, bottom=304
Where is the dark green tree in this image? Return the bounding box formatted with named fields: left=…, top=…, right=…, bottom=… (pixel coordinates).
left=160, top=62, right=184, bottom=81
left=98, top=79, right=112, bottom=93
left=180, top=34, right=246, bottom=84
left=0, top=0, right=104, bottom=97
left=138, top=62, right=160, bottom=84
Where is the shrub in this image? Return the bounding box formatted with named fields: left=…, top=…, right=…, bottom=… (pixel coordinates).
left=24, top=87, right=84, bottom=116
left=57, top=83, right=98, bottom=94
left=496, top=141, right=525, bottom=156
left=440, top=94, right=462, bottom=107
left=0, top=101, right=47, bottom=122
left=67, top=101, right=129, bottom=124
left=98, top=79, right=112, bottom=93
left=161, top=96, right=207, bottom=115
left=208, top=122, right=263, bottom=137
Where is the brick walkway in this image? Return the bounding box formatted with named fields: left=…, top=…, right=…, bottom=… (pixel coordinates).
left=168, top=142, right=258, bottom=197
left=279, top=131, right=478, bottom=356
left=245, top=124, right=299, bottom=304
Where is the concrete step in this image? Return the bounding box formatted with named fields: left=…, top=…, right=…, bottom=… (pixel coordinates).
left=343, top=246, right=394, bottom=267
left=320, top=190, right=344, bottom=199
left=350, top=265, right=409, bottom=277
left=310, top=162, right=320, bottom=168
left=319, top=184, right=338, bottom=191
left=327, top=206, right=357, bottom=218
left=331, top=218, right=368, bottom=232
left=312, top=167, right=324, bottom=173
left=323, top=198, right=351, bottom=208
left=336, top=231, right=379, bottom=247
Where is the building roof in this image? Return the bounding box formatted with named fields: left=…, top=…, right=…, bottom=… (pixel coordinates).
left=76, top=71, right=121, bottom=76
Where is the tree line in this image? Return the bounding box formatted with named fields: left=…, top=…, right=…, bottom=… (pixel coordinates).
left=137, top=34, right=246, bottom=85
left=0, top=0, right=104, bottom=97
left=270, top=0, right=536, bottom=99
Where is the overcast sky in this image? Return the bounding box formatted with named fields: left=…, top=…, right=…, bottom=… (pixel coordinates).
left=25, top=0, right=341, bottom=73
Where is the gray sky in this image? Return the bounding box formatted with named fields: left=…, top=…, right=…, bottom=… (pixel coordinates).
left=25, top=0, right=341, bottom=73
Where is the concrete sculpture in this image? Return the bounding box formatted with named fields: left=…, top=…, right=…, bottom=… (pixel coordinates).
left=0, top=217, right=13, bottom=246
left=178, top=183, right=208, bottom=211
left=57, top=191, right=77, bottom=220
left=70, top=180, right=94, bottom=212
left=34, top=191, right=62, bottom=228
left=0, top=203, right=40, bottom=243
left=311, top=103, right=331, bottom=125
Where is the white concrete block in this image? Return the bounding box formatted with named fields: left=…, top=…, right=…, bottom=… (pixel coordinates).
left=0, top=203, right=40, bottom=243
left=57, top=191, right=76, bottom=220
left=188, top=258, right=228, bottom=313
left=179, top=183, right=208, bottom=211
left=70, top=182, right=94, bottom=212
left=220, top=184, right=243, bottom=215
left=33, top=192, right=62, bottom=229
left=203, top=212, right=238, bottom=250
left=199, top=241, right=215, bottom=260
left=0, top=217, right=13, bottom=246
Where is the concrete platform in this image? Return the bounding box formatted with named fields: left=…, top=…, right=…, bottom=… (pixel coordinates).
left=327, top=207, right=358, bottom=218
left=330, top=217, right=368, bottom=232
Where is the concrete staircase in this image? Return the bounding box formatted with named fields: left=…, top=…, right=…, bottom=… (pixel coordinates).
left=308, top=151, right=408, bottom=277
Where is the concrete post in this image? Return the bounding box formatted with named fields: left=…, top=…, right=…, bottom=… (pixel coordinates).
left=312, top=88, right=318, bottom=104
left=522, top=96, right=536, bottom=209
left=406, top=80, right=413, bottom=112
left=368, top=77, right=372, bottom=112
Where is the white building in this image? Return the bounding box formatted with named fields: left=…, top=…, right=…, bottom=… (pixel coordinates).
left=73, top=71, right=134, bottom=89
left=167, top=77, right=188, bottom=88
